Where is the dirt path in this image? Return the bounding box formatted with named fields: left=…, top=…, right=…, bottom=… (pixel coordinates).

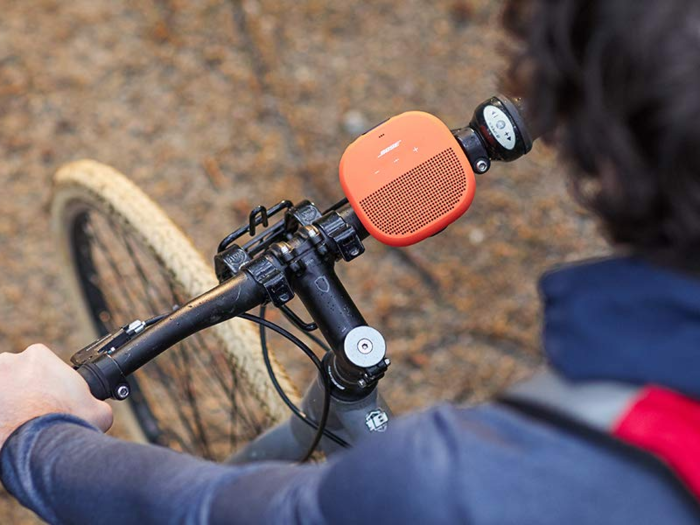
left=0, top=0, right=607, bottom=521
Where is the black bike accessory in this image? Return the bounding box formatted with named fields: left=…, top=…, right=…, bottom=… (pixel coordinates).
left=215, top=244, right=252, bottom=283
left=217, top=200, right=293, bottom=254
left=245, top=254, right=295, bottom=307
left=215, top=201, right=328, bottom=283
left=452, top=94, right=534, bottom=175
left=74, top=201, right=377, bottom=433
left=315, top=211, right=365, bottom=262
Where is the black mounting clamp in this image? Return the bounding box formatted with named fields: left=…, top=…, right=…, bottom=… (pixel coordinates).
left=244, top=254, right=294, bottom=307
left=285, top=201, right=323, bottom=230
left=215, top=244, right=251, bottom=283
left=316, top=212, right=365, bottom=262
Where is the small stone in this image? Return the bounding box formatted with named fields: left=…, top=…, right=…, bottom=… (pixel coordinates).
left=469, top=228, right=485, bottom=245
left=342, top=110, right=369, bottom=136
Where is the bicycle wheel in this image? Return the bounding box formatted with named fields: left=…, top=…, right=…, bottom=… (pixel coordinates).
left=52, top=159, right=297, bottom=461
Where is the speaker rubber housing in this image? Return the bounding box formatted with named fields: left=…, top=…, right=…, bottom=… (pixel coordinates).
left=339, top=111, right=476, bottom=247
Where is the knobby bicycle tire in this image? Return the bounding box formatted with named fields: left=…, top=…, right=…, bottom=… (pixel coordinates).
left=51, top=159, right=297, bottom=460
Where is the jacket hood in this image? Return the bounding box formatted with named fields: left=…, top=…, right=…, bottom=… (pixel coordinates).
left=542, top=257, right=700, bottom=398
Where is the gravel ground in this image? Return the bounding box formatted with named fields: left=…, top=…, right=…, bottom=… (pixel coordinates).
left=0, top=0, right=609, bottom=522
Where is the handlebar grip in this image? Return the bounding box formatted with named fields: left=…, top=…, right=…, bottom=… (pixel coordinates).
left=77, top=363, right=113, bottom=400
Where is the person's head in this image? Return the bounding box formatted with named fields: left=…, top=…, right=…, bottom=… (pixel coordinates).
left=503, top=0, right=700, bottom=269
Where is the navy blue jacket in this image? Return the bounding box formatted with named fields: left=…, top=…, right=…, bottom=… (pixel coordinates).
left=2, top=257, right=700, bottom=524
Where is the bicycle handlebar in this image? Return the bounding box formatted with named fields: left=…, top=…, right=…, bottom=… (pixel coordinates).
left=77, top=270, right=267, bottom=400
left=75, top=204, right=375, bottom=401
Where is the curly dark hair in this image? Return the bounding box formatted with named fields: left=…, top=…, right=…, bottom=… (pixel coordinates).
left=503, top=0, right=700, bottom=267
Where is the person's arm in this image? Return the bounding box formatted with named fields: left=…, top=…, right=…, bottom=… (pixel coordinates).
left=1, top=413, right=310, bottom=524
left=0, top=345, right=315, bottom=524
left=0, top=400, right=460, bottom=525
left=4, top=347, right=692, bottom=525
left=0, top=344, right=460, bottom=525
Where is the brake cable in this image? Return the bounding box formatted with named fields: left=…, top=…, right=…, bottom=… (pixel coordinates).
left=240, top=305, right=350, bottom=461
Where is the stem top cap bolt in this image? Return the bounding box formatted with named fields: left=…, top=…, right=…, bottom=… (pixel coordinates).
left=343, top=326, right=386, bottom=368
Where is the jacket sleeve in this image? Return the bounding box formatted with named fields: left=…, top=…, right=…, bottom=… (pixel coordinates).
left=5, top=404, right=685, bottom=525
left=0, top=414, right=315, bottom=524
left=0, top=409, right=464, bottom=525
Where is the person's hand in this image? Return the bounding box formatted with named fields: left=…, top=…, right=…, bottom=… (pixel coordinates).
left=0, top=344, right=113, bottom=448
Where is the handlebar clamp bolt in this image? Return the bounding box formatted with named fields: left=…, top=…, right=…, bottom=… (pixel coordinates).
left=272, top=242, right=294, bottom=263
left=300, top=225, right=322, bottom=244
left=114, top=384, right=130, bottom=400
left=475, top=159, right=490, bottom=174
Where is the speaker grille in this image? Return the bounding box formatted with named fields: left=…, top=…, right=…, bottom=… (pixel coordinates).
left=359, top=148, right=467, bottom=235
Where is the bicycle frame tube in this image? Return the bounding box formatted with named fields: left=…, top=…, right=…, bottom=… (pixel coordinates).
left=229, top=374, right=392, bottom=463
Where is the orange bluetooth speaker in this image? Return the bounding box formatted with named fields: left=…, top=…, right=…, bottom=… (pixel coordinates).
left=339, top=111, right=476, bottom=247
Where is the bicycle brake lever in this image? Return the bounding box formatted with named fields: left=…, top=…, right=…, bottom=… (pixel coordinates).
left=71, top=320, right=147, bottom=368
